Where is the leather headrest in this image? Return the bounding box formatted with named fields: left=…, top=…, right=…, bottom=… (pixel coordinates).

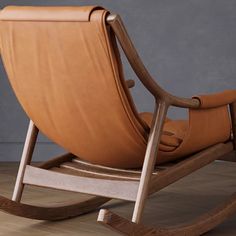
left=0, top=6, right=103, bottom=22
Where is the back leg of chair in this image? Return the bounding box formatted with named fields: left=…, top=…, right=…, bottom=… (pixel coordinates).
left=230, top=102, right=236, bottom=149
left=12, top=120, right=39, bottom=202
left=0, top=121, right=111, bottom=220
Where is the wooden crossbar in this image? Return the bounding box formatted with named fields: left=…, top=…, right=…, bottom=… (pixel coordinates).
left=23, top=165, right=139, bottom=201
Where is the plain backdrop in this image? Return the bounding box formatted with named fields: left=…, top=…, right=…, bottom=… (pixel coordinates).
left=0, top=0, right=235, bottom=161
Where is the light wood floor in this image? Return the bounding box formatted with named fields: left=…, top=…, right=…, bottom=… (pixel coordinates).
left=0, top=161, right=236, bottom=235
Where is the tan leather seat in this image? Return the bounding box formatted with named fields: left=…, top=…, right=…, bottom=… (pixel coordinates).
left=0, top=6, right=234, bottom=168
left=140, top=96, right=232, bottom=164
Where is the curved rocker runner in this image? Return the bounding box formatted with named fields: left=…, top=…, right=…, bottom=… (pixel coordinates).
left=0, top=5, right=235, bottom=236
left=0, top=195, right=109, bottom=221
left=98, top=192, right=236, bottom=236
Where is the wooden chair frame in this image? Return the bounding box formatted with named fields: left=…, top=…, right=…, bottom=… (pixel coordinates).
left=0, top=12, right=235, bottom=236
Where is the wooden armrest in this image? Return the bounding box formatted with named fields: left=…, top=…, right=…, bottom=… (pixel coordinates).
left=168, top=94, right=200, bottom=109
left=126, top=79, right=135, bottom=88
left=107, top=14, right=200, bottom=109
left=193, top=90, right=236, bottom=108
left=107, top=14, right=235, bottom=110
left=169, top=89, right=236, bottom=109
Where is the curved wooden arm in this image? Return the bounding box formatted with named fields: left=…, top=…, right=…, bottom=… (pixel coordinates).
left=106, top=14, right=200, bottom=109
left=169, top=95, right=200, bottom=108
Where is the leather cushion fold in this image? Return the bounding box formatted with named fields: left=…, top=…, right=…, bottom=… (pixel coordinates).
left=140, top=112, right=186, bottom=152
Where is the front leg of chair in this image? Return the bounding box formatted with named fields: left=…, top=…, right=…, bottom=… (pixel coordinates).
left=131, top=101, right=168, bottom=223
left=98, top=101, right=168, bottom=230
left=230, top=101, right=236, bottom=149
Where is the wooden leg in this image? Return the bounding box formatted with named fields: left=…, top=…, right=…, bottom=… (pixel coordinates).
left=12, top=120, right=39, bottom=202
left=230, top=102, right=236, bottom=149
left=132, top=101, right=168, bottom=223
left=217, top=102, right=236, bottom=162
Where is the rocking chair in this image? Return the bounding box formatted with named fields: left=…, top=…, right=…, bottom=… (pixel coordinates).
left=0, top=5, right=236, bottom=236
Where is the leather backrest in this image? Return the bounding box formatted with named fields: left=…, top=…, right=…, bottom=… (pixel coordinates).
left=0, top=6, right=147, bottom=168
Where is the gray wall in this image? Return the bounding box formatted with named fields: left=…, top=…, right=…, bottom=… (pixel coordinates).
left=0, top=0, right=235, bottom=161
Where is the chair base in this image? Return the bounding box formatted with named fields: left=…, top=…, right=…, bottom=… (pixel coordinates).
left=0, top=142, right=234, bottom=235
left=98, top=192, right=236, bottom=235
left=0, top=195, right=109, bottom=221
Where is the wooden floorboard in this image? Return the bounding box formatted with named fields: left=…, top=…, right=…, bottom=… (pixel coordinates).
left=0, top=161, right=236, bottom=235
